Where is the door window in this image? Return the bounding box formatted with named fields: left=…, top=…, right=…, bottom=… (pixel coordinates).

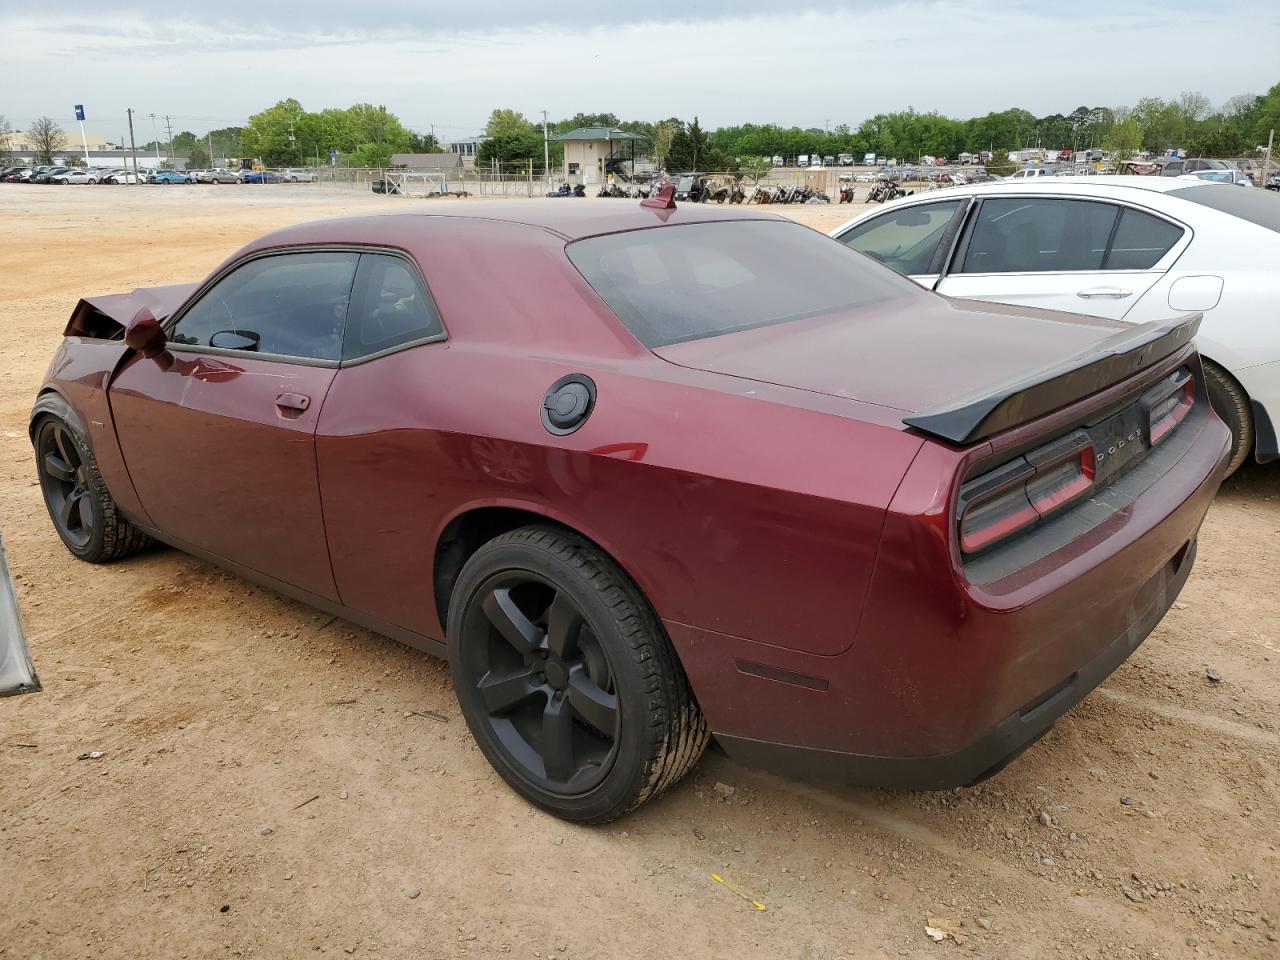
left=838, top=200, right=964, bottom=276
left=342, top=254, right=444, bottom=361
left=959, top=198, right=1118, bottom=274
left=1103, top=208, right=1185, bottom=269
left=168, top=251, right=359, bottom=361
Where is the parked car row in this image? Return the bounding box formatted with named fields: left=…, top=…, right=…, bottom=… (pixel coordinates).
left=0, top=165, right=320, bottom=185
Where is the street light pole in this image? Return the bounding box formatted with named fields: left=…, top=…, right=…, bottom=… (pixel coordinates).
left=542, top=110, right=550, bottom=180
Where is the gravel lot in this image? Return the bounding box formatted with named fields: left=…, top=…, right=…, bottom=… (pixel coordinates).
left=0, top=184, right=1277, bottom=960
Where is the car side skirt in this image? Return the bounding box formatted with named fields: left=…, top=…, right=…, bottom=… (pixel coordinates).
left=131, top=522, right=447, bottom=658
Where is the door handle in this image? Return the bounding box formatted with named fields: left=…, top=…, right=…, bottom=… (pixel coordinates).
left=275, top=392, right=311, bottom=413
left=1077, top=286, right=1133, bottom=300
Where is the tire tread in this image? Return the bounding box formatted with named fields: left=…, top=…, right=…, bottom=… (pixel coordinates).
left=454, top=525, right=709, bottom=822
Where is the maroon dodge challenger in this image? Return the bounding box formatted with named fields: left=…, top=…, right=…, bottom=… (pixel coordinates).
left=31, top=197, right=1229, bottom=821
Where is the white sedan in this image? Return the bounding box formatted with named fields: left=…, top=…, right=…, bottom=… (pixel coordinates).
left=831, top=177, right=1280, bottom=474
left=52, top=169, right=106, bottom=184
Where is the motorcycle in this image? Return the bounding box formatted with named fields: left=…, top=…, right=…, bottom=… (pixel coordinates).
left=838, top=182, right=856, bottom=203
left=867, top=177, right=906, bottom=203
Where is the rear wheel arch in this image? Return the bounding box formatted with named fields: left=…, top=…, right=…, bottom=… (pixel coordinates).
left=432, top=505, right=659, bottom=639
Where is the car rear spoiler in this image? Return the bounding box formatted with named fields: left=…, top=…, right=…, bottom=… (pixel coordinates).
left=903, top=313, right=1202, bottom=445
left=0, top=533, right=40, bottom=698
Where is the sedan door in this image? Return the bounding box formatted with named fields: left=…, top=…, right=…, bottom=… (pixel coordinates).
left=935, top=196, right=1189, bottom=320
left=108, top=250, right=359, bottom=601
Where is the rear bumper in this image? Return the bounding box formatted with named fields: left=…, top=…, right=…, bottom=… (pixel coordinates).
left=715, top=539, right=1195, bottom=790
left=667, top=398, right=1229, bottom=788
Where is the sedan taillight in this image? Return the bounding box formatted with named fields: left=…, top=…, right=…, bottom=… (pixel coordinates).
left=1144, top=371, right=1194, bottom=446
left=959, top=431, right=1095, bottom=555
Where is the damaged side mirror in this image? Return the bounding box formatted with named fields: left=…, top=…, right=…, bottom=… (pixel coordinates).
left=124, top=307, right=167, bottom=360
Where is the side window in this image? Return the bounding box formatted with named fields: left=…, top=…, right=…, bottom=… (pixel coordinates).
left=342, top=254, right=444, bottom=361
left=959, top=199, right=1117, bottom=274
left=1103, top=209, right=1184, bottom=270
left=169, top=252, right=358, bottom=361
left=838, top=200, right=964, bottom=276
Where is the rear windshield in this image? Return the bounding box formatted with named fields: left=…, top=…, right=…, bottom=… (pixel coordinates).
left=567, top=219, right=916, bottom=347
left=1168, top=183, right=1280, bottom=233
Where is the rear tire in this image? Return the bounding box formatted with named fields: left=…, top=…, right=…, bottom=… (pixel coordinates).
left=448, top=525, right=709, bottom=823
left=1202, top=359, right=1253, bottom=476
left=31, top=394, right=153, bottom=563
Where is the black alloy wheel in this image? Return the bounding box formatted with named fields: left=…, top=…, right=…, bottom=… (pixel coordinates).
left=38, top=419, right=96, bottom=551
left=458, top=569, right=621, bottom=794
left=449, top=526, right=709, bottom=822
left=31, top=395, right=152, bottom=563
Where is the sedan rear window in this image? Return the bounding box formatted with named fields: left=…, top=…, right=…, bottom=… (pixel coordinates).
left=1168, top=183, right=1280, bottom=234
left=567, top=220, right=915, bottom=347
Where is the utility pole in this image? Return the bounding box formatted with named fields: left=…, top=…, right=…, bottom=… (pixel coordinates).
left=148, top=114, right=161, bottom=166
left=1260, top=128, right=1274, bottom=189
left=126, top=108, right=139, bottom=184
left=164, top=115, right=174, bottom=160
left=542, top=110, right=550, bottom=180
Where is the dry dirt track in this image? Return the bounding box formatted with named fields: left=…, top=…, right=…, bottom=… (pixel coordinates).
left=0, top=185, right=1277, bottom=960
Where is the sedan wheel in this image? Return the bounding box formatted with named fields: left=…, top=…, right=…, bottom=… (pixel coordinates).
left=449, top=526, right=708, bottom=822
left=1202, top=359, right=1254, bottom=476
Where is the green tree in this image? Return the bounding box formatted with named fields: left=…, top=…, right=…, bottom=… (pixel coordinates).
left=185, top=144, right=211, bottom=169
left=476, top=108, right=543, bottom=167
left=29, top=116, right=64, bottom=165
left=1248, top=82, right=1280, bottom=146
left=350, top=142, right=395, bottom=167
left=1104, top=111, right=1145, bottom=165
left=0, top=115, right=12, bottom=158
left=485, top=108, right=536, bottom=140
left=736, top=156, right=772, bottom=183
left=667, top=117, right=730, bottom=171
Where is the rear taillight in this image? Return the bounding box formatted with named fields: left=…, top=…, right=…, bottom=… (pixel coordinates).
left=1144, top=371, right=1194, bottom=446
left=958, top=431, right=1095, bottom=555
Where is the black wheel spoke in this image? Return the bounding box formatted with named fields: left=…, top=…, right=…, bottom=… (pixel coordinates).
left=545, top=592, right=583, bottom=658
left=53, top=428, right=76, bottom=471
left=567, top=665, right=618, bottom=734
left=76, top=492, right=95, bottom=537
left=59, top=491, right=79, bottom=530
left=482, top=588, right=542, bottom=656
left=477, top=667, right=539, bottom=714
left=541, top=695, right=575, bottom=782
left=43, top=452, right=75, bottom=483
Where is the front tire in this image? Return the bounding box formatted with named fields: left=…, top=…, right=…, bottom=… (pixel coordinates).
left=448, top=526, right=708, bottom=823
left=1202, top=359, right=1253, bottom=476
left=32, top=395, right=152, bottom=563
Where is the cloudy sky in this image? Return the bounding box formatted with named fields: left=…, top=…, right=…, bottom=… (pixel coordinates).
left=3, top=3, right=1276, bottom=140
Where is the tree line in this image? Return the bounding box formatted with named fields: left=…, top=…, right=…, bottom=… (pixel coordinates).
left=4, top=83, right=1276, bottom=170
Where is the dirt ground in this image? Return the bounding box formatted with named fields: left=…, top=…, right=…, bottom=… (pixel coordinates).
left=0, top=184, right=1276, bottom=960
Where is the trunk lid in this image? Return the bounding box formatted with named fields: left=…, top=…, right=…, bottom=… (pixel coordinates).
left=654, top=297, right=1122, bottom=415
left=654, top=297, right=1199, bottom=442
